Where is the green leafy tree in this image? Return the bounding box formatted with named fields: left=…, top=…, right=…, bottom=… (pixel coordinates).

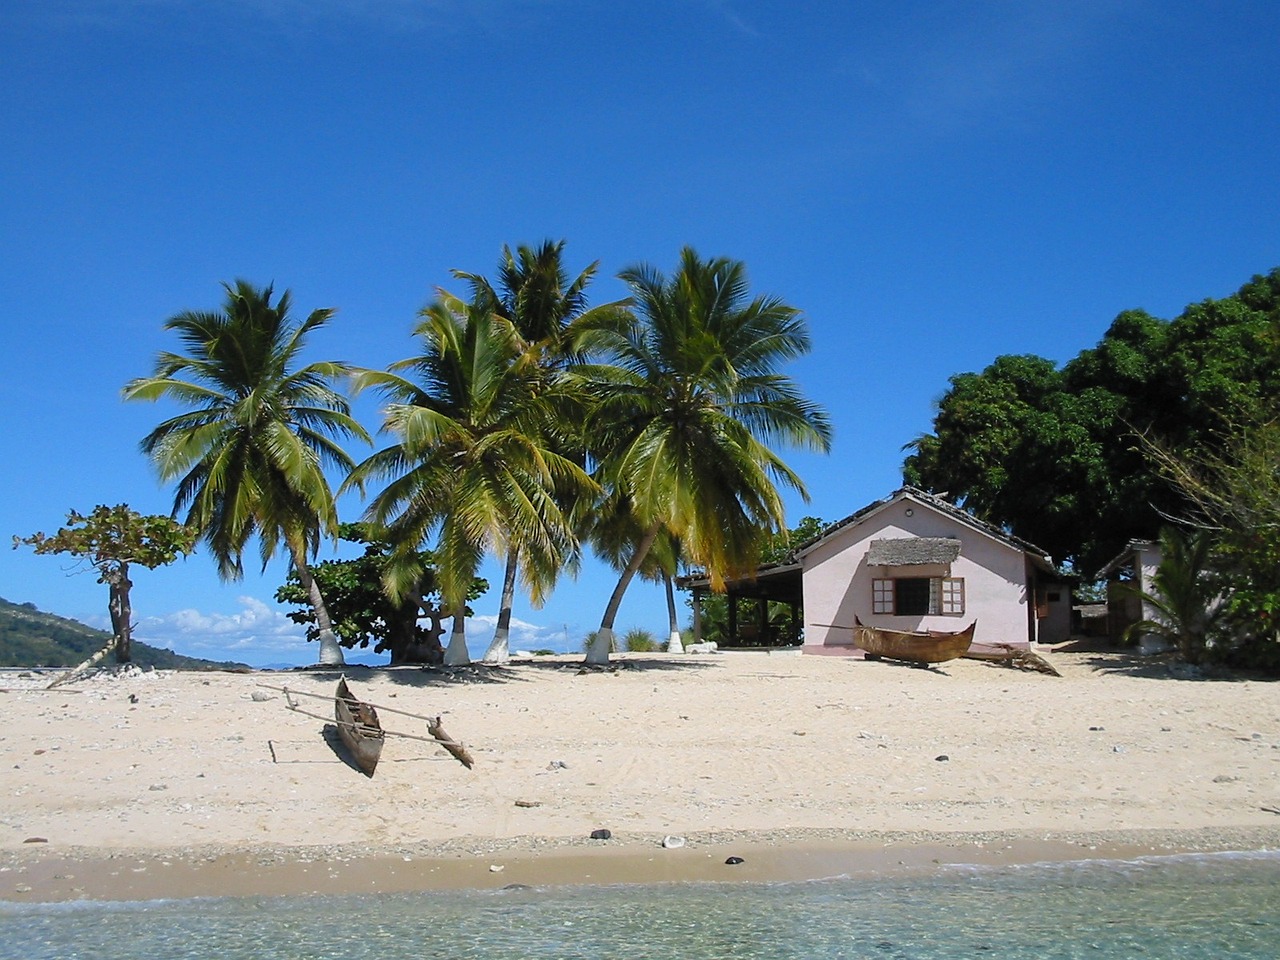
left=14, top=505, right=196, bottom=662
left=347, top=289, right=596, bottom=666
left=274, top=523, right=487, bottom=665
left=573, top=248, right=832, bottom=663
left=123, top=280, right=369, bottom=666
left=905, top=268, right=1280, bottom=573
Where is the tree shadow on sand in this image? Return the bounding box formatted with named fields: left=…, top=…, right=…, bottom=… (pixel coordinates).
left=283, top=654, right=718, bottom=690
left=1051, top=639, right=1275, bottom=682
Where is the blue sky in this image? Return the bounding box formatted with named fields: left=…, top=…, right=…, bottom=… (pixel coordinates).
left=2, top=1, right=1277, bottom=666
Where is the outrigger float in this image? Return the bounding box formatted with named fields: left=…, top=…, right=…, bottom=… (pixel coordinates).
left=258, top=677, right=475, bottom=776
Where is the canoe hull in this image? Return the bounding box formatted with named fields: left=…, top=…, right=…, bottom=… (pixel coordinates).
left=335, top=677, right=385, bottom=776
left=853, top=618, right=976, bottom=664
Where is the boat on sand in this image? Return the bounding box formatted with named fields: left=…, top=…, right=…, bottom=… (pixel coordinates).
left=853, top=617, right=976, bottom=665
left=334, top=677, right=384, bottom=776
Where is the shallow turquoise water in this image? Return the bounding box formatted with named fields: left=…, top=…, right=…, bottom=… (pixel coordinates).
left=4, top=852, right=1278, bottom=959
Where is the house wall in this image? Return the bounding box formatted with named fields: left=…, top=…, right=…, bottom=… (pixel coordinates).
left=800, top=497, right=1033, bottom=650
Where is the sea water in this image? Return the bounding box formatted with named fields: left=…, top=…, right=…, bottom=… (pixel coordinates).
left=4, top=851, right=1278, bottom=960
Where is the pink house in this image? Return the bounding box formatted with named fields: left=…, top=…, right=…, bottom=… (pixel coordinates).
left=799, top=488, right=1068, bottom=654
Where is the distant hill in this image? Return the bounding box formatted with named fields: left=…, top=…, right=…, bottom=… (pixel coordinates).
left=0, top=596, right=249, bottom=671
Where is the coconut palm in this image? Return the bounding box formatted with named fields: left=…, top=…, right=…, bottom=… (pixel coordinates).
left=346, top=289, right=596, bottom=666
left=123, top=280, right=368, bottom=665
left=454, top=241, right=627, bottom=663
left=573, top=248, right=832, bottom=663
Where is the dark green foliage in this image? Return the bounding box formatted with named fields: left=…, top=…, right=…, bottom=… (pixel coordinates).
left=0, top=596, right=246, bottom=670
left=905, top=267, right=1280, bottom=573
left=274, top=523, right=487, bottom=665
left=760, top=515, right=828, bottom=564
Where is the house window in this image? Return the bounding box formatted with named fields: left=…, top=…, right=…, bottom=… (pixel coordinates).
left=872, top=577, right=965, bottom=616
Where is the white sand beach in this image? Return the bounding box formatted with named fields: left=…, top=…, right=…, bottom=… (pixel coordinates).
left=2, top=648, right=1278, bottom=901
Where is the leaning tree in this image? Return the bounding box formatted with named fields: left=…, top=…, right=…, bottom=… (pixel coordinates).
left=123, top=280, right=368, bottom=666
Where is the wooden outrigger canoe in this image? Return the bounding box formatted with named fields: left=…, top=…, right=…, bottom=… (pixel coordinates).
left=261, top=680, right=476, bottom=773
left=853, top=617, right=976, bottom=665
left=335, top=677, right=384, bottom=777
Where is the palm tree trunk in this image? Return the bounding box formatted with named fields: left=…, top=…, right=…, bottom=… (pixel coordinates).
left=588, top=520, right=664, bottom=664
left=483, top=547, right=519, bottom=664
left=444, top=606, right=471, bottom=666
left=287, top=541, right=345, bottom=666
left=664, top=572, right=683, bottom=653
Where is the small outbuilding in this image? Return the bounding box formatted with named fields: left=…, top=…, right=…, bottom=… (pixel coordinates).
left=1095, top=539, right=1165, bottom=652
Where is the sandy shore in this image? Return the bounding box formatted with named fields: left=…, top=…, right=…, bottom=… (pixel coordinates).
left=2, top=648, right=1278, bottom=901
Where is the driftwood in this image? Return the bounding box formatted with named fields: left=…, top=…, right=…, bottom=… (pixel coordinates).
left=259, top=683, right=476, bottom=768
left=964, top=644, right=1062, bottom=677
left=45, top=639, right=117, bottom=689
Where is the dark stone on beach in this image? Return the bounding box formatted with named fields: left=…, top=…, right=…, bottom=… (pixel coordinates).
left=590, top=828, right=612, bottom=840
left=23, top=837, right=48, bottom=844
left=935, top=755, right=949, bottom=762
left=725, top=856, right=745, bottom=865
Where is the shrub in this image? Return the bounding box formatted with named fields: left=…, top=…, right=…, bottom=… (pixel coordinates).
left=623, top=627, right=659, bottom=652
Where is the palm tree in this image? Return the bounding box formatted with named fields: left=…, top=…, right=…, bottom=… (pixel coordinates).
left=123, top=280, right=368, bottom=665
left=454, top=241, right=627, bottom=663
left=573, top=248, right=832, bottom=663
left=346, top=289, right=596, bottom=666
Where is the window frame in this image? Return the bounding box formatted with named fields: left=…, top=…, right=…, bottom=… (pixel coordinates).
left=871, top=576, right=965, bottom=616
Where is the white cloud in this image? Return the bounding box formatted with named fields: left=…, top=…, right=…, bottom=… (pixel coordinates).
left=114, top=600, right=581, bottom=667
left=466, top=614, right=579, bottom=653
left=131, top=596, right=309, bottom=666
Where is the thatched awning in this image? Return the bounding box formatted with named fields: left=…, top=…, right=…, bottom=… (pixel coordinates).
left=867, top=537, right=960, bottom=566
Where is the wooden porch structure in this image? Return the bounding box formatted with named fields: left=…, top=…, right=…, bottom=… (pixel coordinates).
left=678, top=562, right=805, bottom=647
